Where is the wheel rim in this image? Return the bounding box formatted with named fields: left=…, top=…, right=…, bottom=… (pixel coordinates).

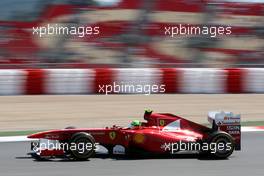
left=212, top=136, right=234, bottom=158
left=71, top=137, right=94, bottom=159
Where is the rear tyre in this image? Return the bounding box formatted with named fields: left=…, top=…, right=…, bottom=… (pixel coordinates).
left=203, top=131, right=235, bottom=159
left=68, top=132, right=96, bottom=161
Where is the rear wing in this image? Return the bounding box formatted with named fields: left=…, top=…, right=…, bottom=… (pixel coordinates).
left=208, top=111, right=241, bottom=150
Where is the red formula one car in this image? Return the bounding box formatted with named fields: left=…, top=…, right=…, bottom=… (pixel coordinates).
left=28, top=110, right=241, bottom=160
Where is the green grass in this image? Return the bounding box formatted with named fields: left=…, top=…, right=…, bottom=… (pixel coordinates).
left=241, top=121, right=264, bottom=127
left=0, top=130, right=42, bottom=137
left=0, top=121, right=264, bottom=137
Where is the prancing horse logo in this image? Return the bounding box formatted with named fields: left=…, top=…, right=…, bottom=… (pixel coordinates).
left=109, top=131, right=116, bottom=140
left=159, top=120, right=165, bottom=126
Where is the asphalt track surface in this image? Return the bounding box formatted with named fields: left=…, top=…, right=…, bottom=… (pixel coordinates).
left=0, top=132, right=263, bottom=176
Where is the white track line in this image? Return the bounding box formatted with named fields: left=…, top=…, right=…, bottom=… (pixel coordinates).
left=242, top=126, right=264, bottom=132
left=0, top=127, right=263, bottom=143
left=0, top=136, right=34, bottom=143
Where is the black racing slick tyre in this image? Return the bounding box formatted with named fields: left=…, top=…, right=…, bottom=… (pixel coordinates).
left=204, top=131, right=235, bottom=159
left=68, top=132, right=96, bottom=161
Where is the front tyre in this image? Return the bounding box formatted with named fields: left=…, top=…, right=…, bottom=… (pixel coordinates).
left=68, top=132, right=96, bottom=161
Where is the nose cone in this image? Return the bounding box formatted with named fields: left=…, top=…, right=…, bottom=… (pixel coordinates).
left=27, top=131, right=48, bottom=139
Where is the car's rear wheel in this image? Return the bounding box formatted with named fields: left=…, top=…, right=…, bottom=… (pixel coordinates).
left=203, top=131, right=235, bottom=159
left=68, top=132, right=96, bottom=161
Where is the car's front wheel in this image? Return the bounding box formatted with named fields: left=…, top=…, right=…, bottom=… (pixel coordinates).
left=68, top=132, right=96, bottom=160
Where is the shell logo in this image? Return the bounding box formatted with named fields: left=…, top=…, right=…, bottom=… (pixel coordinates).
left=133, top=134, right=145, bottom=144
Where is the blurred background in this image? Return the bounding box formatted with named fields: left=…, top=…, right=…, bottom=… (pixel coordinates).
left=0, top=0, right=263, bottom=68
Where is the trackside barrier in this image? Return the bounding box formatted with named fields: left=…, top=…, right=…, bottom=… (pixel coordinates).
left=179, top=68, right=226, bottom=93
left=0, top=70, right=26, bottom=95
left=44, top=69, right=95, bottom=94
left=244, top=68, right=264, bottom=93
left=0, top=68, right=264, bottom=95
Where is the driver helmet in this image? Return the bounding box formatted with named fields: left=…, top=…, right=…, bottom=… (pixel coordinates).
left=130, top=120, right=141, bottom=127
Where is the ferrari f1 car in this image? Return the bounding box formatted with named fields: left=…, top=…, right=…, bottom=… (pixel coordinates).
left=28, top=110, right=241, bottom=160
